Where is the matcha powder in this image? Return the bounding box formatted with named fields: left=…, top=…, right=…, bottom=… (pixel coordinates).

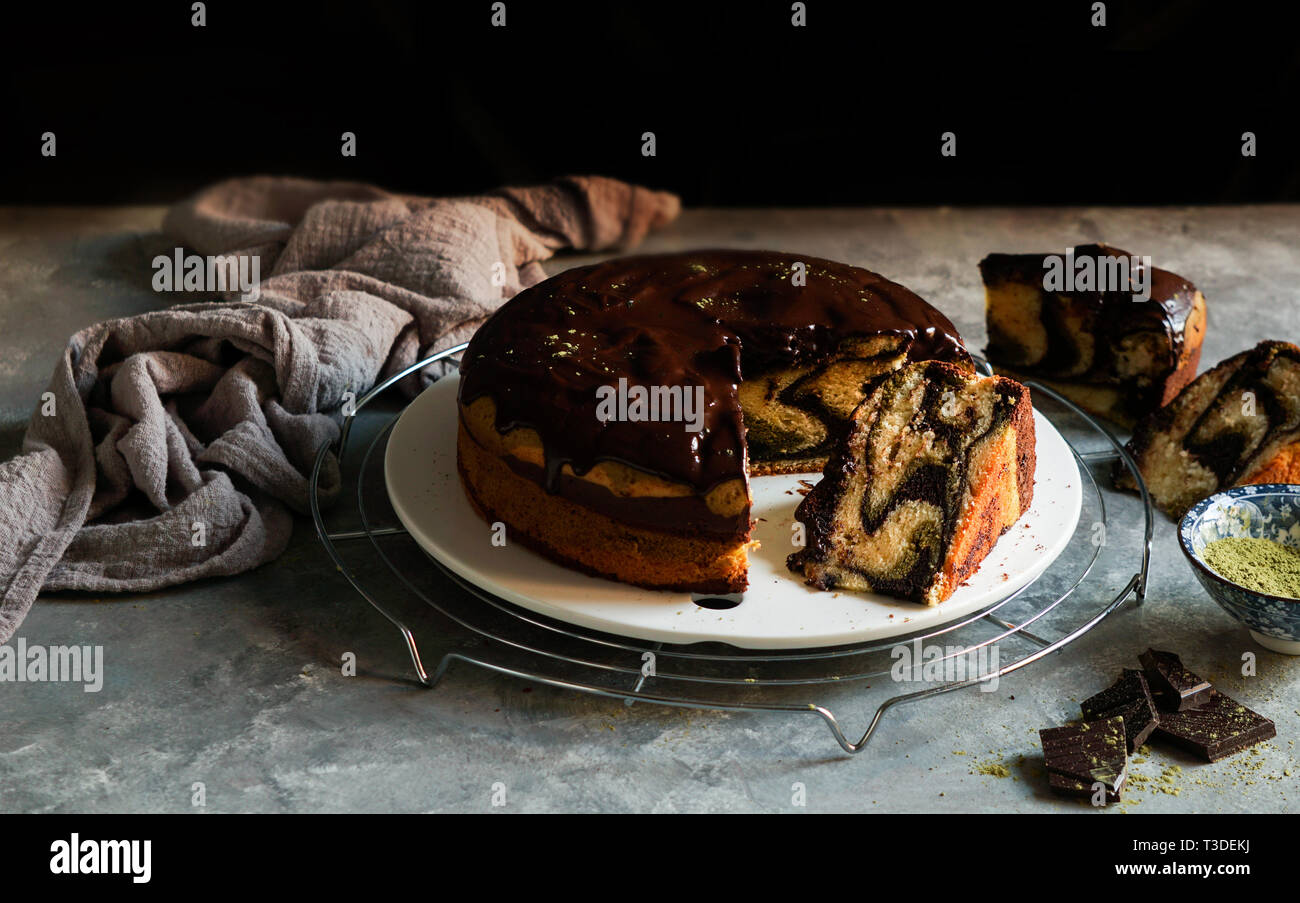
left=1202, top=537, right=1300, bottom=600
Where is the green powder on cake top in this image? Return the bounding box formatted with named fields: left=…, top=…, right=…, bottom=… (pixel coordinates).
left=1202, top=537, right=1300, bottom=600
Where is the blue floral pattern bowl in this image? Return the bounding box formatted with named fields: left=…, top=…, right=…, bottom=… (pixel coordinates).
left=1179, top=483, right=1300, bottom=655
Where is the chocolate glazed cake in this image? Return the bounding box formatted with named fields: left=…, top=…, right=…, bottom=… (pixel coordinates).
left=979, top=244, right=1207, bottom=427
left=1116, top=341, right=1300, bottom=518
left=788, top=361, right=1036, bottom=605
left=456, top=249, right=971, bottom=593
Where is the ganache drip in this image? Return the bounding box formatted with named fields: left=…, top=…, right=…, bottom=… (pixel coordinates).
left=459, top=249, right=969, bottom=493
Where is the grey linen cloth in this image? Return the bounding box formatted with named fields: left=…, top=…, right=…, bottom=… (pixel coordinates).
left=0, top=175, right=680, bottom=642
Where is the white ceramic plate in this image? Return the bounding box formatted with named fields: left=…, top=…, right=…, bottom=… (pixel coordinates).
left=385, top=375, right=1082, bottom=649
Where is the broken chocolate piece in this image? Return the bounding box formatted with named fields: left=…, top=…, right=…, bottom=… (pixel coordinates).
left=1080, top=668, right=1160, bottom=752
left=1139, top=648, right=1213, bottom=711
left=1048, top=772, right=1122, bottom=803
left=1040, top=716, right=1128, bottom=800
left=1152, top=691, right=1276, bottom=762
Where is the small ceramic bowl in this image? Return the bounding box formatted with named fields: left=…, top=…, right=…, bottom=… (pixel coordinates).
left=1179, top=483, right=1300, bottom=655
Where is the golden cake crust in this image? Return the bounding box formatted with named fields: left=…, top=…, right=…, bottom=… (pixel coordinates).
left=458, top=424, right=752, bottom=594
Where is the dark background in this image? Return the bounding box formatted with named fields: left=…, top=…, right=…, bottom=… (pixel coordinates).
left=4, top=0, right=1298, bottom=206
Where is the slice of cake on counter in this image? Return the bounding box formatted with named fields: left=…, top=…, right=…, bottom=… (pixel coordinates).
left=1116, top=341, right=1300, bottom=518
left=787, top=361, right=1036, bottom=605
left=979, top=244, right=1207, bottom=427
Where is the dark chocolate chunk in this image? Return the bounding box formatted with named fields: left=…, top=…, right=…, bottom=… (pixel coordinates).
left=1139, top=648, right=1213, bottom=712
left=1048, top=772, right=1122, bottom=804
left=1040, top=716, right=1127, bottom=799
left=1152, top=691, right=1276, bottom=762
left=1080, top=669, right=1160, bottom=752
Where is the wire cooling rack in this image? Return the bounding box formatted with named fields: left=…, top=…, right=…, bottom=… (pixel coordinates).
left=310, top=345, right=1154, bottom=755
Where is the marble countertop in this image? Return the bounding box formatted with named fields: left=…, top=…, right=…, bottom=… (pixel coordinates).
left=2, top=204, right=1298, bottom=813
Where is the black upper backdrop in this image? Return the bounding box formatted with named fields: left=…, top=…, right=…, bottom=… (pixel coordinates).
left=4, top=0, right=1299, bottom=206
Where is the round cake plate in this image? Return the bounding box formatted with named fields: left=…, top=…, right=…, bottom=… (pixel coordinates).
left=385, top=375, right=1083, bottom=650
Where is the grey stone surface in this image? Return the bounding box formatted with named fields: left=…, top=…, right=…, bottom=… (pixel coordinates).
left=2, top=204, right=1298, bottom=813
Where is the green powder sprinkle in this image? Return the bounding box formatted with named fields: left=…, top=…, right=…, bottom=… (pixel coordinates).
left=1202, top=537, right=1300, bottom=600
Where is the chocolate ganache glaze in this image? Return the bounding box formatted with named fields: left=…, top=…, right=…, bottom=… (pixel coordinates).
left=458, top=249, right=969, bottom=499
